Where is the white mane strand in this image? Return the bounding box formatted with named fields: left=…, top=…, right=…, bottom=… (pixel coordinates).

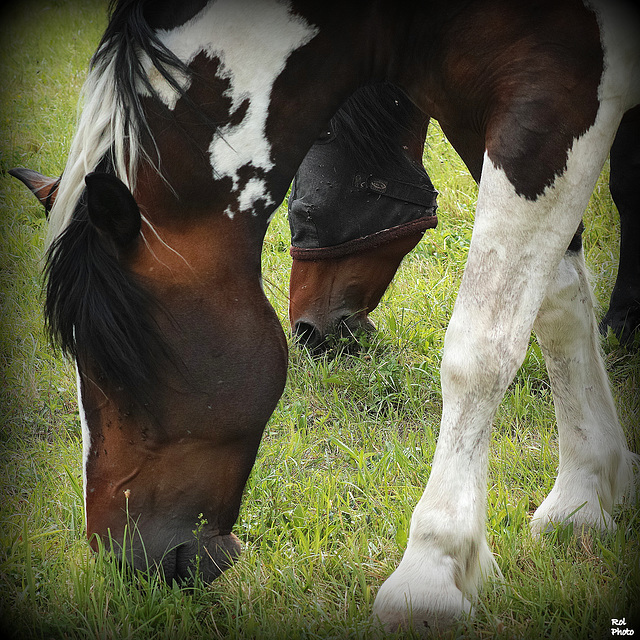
left=47, top=50, right=140, bottom=246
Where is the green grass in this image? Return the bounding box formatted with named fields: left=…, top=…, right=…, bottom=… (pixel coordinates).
left=1, top=2, right=639, bottom=639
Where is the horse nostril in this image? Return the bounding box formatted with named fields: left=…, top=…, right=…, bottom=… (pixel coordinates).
left=293, top=320, right=326, bottom=351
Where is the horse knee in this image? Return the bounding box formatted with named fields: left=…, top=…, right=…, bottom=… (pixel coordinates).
left=440, top=329, right=524, bottom=404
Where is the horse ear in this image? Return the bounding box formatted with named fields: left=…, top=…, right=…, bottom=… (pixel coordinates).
left=9, top=167, right=60, bottom=216
left=85, top=172, right=141, bottom=247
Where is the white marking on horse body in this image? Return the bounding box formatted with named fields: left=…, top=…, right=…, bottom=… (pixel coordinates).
left=588, top=0, right=640, bottom=112
left=148, top=0, right=318, bottom=216
left=238, top=177, right=270, bottom=214
left=50, top=1, right=318, bottom=243
left=138, top=55, right=191, bottom=110
left=76, top=364, right=91, bottom=528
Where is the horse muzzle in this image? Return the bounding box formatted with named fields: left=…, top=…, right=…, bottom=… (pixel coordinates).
left=97, top=525, right=242, bottom=584
left=173, top=530, right=242, bottom=583
left=293, top=310, right=375, bottom=352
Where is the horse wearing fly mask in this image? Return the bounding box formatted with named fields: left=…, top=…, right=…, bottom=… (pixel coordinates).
left=287, top=83, right=438, bottom=351
left=11, top=0, right=640, bottom=634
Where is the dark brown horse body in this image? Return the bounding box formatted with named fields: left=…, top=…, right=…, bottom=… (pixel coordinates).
left=11, top=0, right=640, bottom=633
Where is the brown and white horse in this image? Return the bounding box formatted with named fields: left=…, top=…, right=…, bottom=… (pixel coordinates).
left=11, top=0, right=640, bottom=633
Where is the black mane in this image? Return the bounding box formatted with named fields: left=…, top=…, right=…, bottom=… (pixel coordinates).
left=94, top=0, right=205, bottom=164
left=45, top=0, right=194, bottom=401
left=45, top=186, right=169, bottom=400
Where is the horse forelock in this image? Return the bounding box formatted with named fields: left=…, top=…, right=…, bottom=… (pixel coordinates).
left=45, top=198, right=171, bottom=405
left=44, top=0, right=196, bottom=402
left=47, top=0, right=202, bottom=247
left=330, top=84, right=425, bottom=173
left=47, top=62, right=136, bottom=247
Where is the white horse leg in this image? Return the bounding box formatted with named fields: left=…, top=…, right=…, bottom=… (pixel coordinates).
left=373, top=163, right=576, bottom=632
left=531, top=248, right=637, bottom=534
left=373, top=114, right=620, bottom=632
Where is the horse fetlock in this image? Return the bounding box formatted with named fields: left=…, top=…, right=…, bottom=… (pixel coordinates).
left=532, top=450, right=639, bottom=537
left=531, top=479, right=616, bottom=537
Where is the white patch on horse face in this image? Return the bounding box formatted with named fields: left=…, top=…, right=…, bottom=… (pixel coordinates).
left=147, top=0, right=319, bottom=216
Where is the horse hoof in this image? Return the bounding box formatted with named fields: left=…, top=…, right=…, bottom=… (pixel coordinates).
left=599, top=308, right=640, bottom=347
left=530, top=499, right=615, bottom=538
left=372, top=564, right=473, bottom=637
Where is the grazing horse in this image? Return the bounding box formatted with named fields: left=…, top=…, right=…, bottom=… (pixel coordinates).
left=10, top=0, right=640, bottom=633
left=288, top=83, right=438, bottom=351
left=288, top=88, right=640, bottom=349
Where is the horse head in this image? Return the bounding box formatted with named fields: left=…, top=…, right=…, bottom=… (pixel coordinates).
left=11, top=0, right=397, bottom=584
left=9, top=0, right=338, bottom=581
left=16, top=159, right=288, bottom=581
left=287, top=86, right=437, bottom=351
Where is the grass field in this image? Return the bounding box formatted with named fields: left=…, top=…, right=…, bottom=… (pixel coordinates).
left=1, top=2, right=639, bottom=638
